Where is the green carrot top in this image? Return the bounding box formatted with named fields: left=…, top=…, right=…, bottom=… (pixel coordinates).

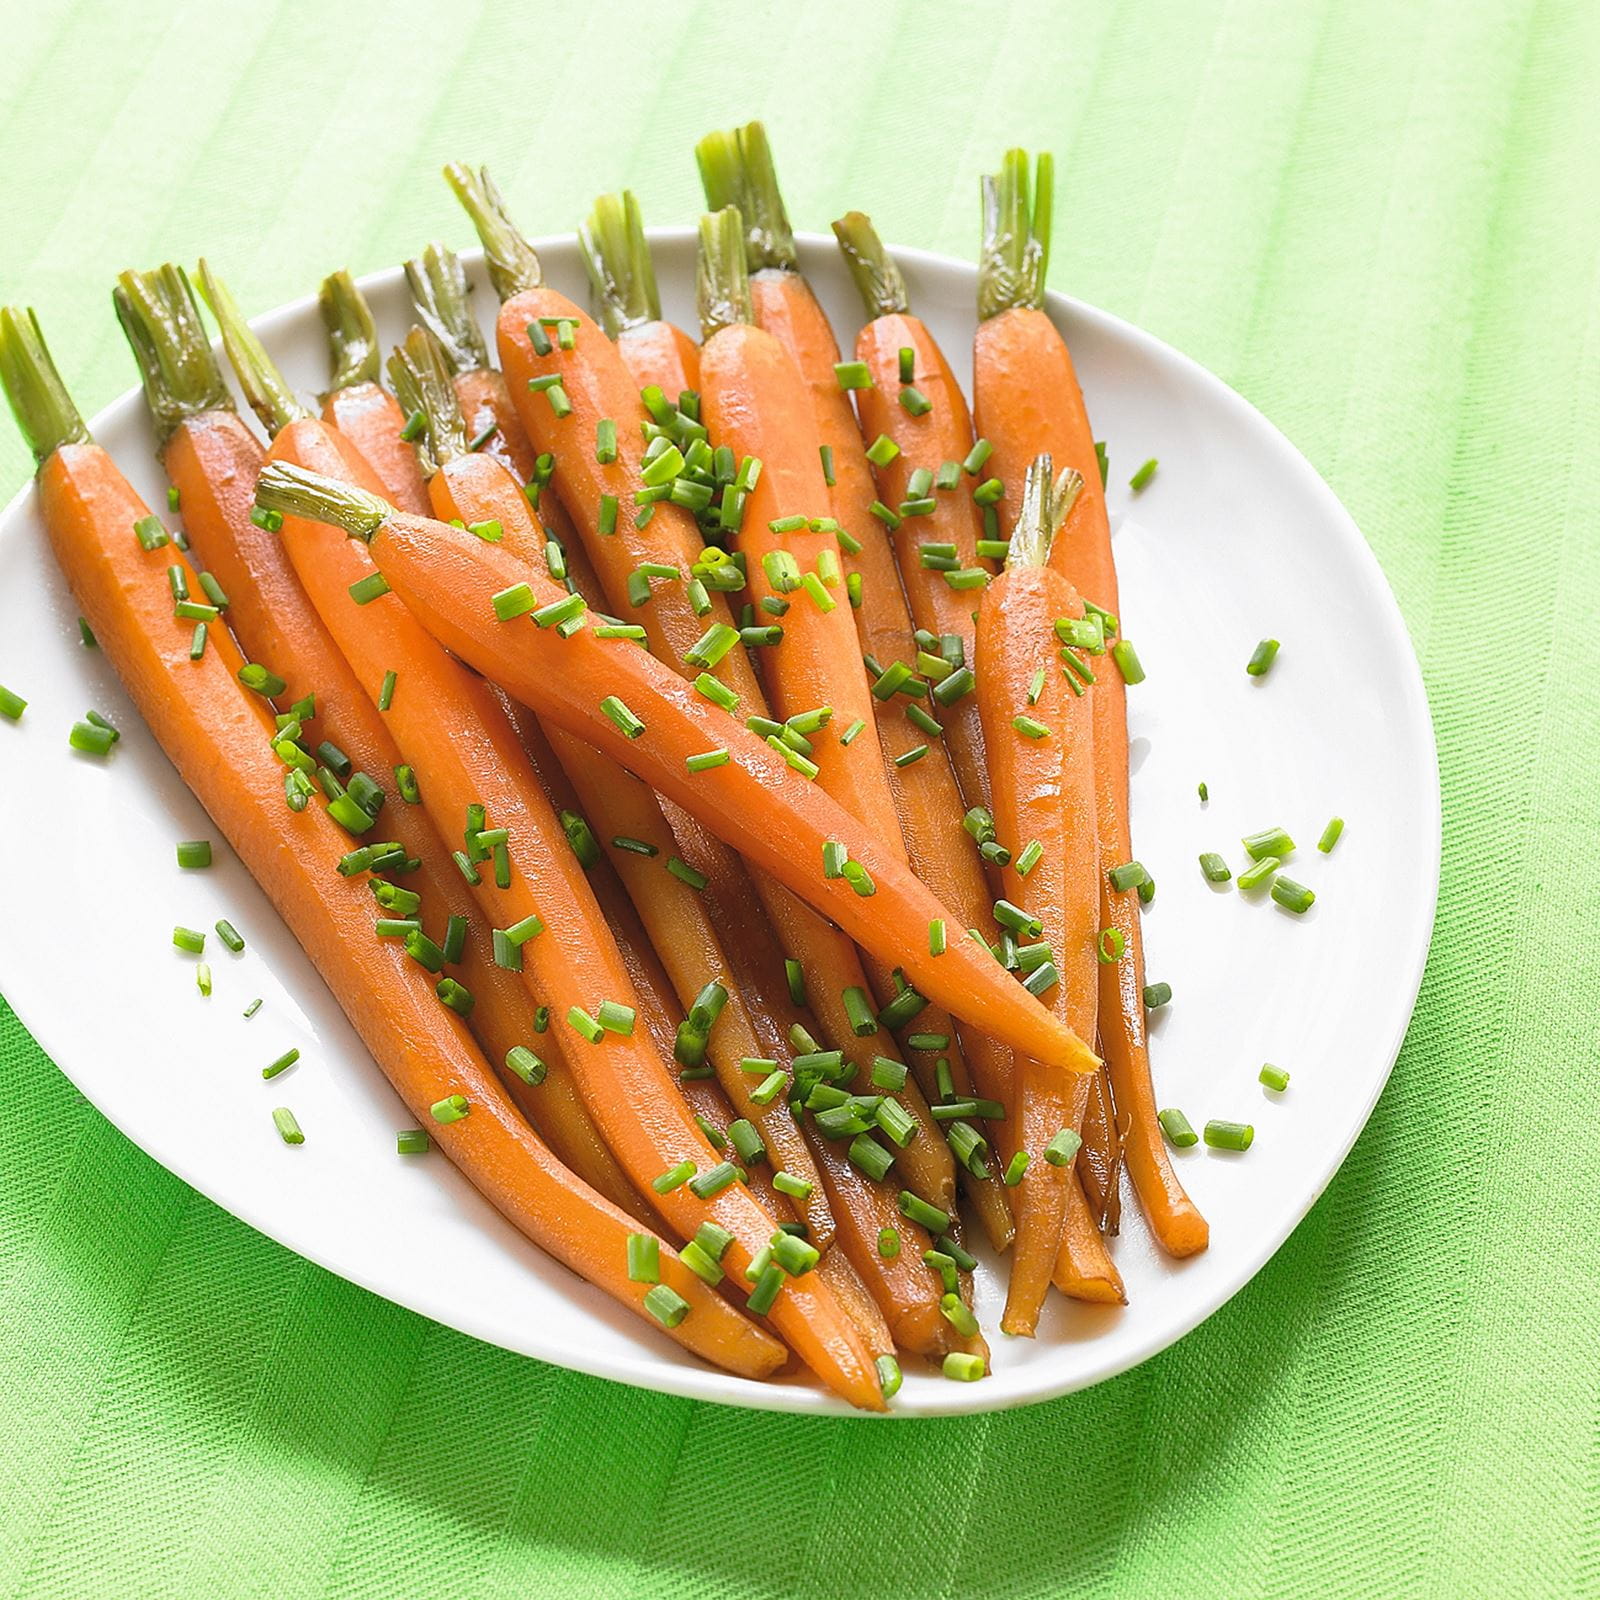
left=0, top=306, right=90, bottom=466
left=317, top=269, right=381, bottom=394
left=196, top=260, right=310, bottom=438
left=114, top=264, right=235, bottom=446
left=1005, top=453, right=1082, bottom=569
left=443, top=163, right=543, bottom=302
left=695, top=120, right=797, bottom=273
left=831, top=210, right=910, bottom=320
left=578, top=190, right=661, bottom=338
left=386, top=325, right=468, bottom=476
left=696, top=206, right=754, bottom=341
left=977, top=149, right=1054, bottom=322
left=254, top=460, right=393, bottom=542
left=403, top=242, right=490, bottom=377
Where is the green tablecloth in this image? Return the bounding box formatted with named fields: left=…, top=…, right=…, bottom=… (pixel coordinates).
left=4, top=1, right=1595, bottom=1593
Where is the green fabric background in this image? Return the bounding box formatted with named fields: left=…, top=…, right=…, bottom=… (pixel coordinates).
left=3, top=0, right=1596, bottom=1593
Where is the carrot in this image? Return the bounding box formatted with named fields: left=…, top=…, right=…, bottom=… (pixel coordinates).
left=0, top=306, right=782, bottom=1381
left=831, top=207, right=992, bottom=815
left=977, top=456, right=1120, bottom=1330
left=579, top=189, right=702, bottom=398
left=403, top=241, right=540, bottom=486
left=254, top=462, right=1103, bottom=1093
left=315, top=270, right=431, bottom=515
left=385, top=330, right=833, bottom=1246
left=138, top=262, right=643, bottom=1222
left=447, top=165, right=958, bottom=1213
left=384, top=341, right=977, bottom=1359
left=694, top=129, right=1010, bottom=1250
left=971, top=152, right=1208, bottom=1259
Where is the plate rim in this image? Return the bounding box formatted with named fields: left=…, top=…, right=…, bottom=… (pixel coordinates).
left=0, top=230, right=1441, bottom=1417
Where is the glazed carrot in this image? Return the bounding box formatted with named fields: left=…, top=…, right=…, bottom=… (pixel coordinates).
left=971, top=152, right=1207, bottom=1258
left=830, top=207, right=992, bottom=813
left=579, top=189, right=702, bottom=398
left=0, top=308, right=781, bottom=1380
left=386, top=329, right=833, bottom=1246
left=137, top=262, right=642, bottom=1221
left=694, top=129, right=1010, bottom=1249
left=250, top=468, right=1101, bottom=1079
left=403, top=241, right=539, bottom=485
left=377, top=338, right=976, bottom=1348
left=316, top=270, right=431, bottom=514
left=447, top=166, right=957, bottom=1212
left=208, top=353, right=886, bottom=1410
left=977, top=456, right=1116, bottom=1331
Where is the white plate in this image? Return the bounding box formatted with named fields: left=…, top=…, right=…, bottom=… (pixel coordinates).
left=0, top=232, right=1439, bottom=1416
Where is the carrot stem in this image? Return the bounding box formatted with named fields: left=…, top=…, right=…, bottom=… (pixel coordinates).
left=442, top=163, right=542, bottom=300
left=831, top=211, right=909, bottom=319
left=386, top=326, right=468, bottom=474
left=317, top=269, right=381, bottom=393
left=696, top=206, right=753, bottom=339
left=0, top=307, right=90, bottom=463
left=195, top=260, right=308, bottom=437
left=404, top=242, right=490, bottom=377
left=977, top=149, right=1054, bottom=322
left=694, top=121, right=797, bottom=271
left=114, top=266, right=234, bottom=443
left=579, top=190, right=661, bottom=338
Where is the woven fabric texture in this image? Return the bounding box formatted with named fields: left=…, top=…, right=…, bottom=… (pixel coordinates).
left=2, top=0, right=1597, bottom=1594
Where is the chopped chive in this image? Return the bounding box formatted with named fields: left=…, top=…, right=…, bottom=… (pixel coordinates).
left=194, top=962, right=212, bottom=997
left=1246, top=638, right=1280, bottom=677
left=599, top=694, right=646, bottom=739
left=728, top=1119, right=765, bottom=1168
left=272, top=1107, right=304, bottom=1145
left=396, top=1128, right=429, bottom=1154
left=1143, top=981, right=1173, bottom=1011
left=848, top=1134, right=895, bottom=1181
left=1158, top=1108, right=1199, bottom=1148
left=1199, top=852, right=1232, bottom=883
left=1012, top=714, right=1049, bottom=740
left=679, top=1240, right=723, bottom=1285
left=1108, top=860, right=1148, bottom=892
left=684, top=622, right=739, bottom=669
left=945, top=567, right=989, bottom=591
left=834, top=360, right=874, bottom=390
left=689, top=1161, right=739, bottom=1199
left=864, top=434, right=900, bottom=468
left=1061, top=649, right=1096, bottom=685
left=898, top=1191, right=950, bottom=1233
left=876, top=1227, right=901, bottom=1260
left=435, top=977, right=475, bottom=1017
left=1318, top=817, right=1345, bottom=853
left=976, top=538, right=1010, bottom=560
left=1044, top=1128, right=1082, bottom=1167
left=643, top=1283, right=690, bottom=1327
left=440, top=914, right=468, bottom=966
left=1129, top=457, right=1158, bottom=492
left=596, top=1000, right=636, bottom=1037
left=560, top=810, right=601, bottom=867
left=176, top=839, right=212, bottom=869
left=167, top=564, right=189, bottom=603
left=838, top=717, right=866, bottom=747
left=1271, top=875, right=1316, bottom=914
left=1003, top=1150, right=1031, bottom=1186
left=134, top=513, right=171, bottom=549
left=1238, top=856, right=1279, bottom=892
left=1094, top=440, right=1109, bottom=485
left=567, top=1007, right=605, bottom=1044
left=626, top=1233, right=660, bottom=1283
left=899, top=385, right=931, bottom=416
left=841, top=859, right=877, bottom=898
left=871, top=1057, right=908, bottom=1092
left=842, top=984, right=878, bottom=1037
left=491, top=583, right=536, bottom=622
left=348, top=571, right=390, bottom=606
left=962, top=438, right=992, bottom=476
left=532, top=592, right=586, bottom=630
left=1243, top=827, right=1295, bottom=861
left=1259, top=1063, right=1290, bottom=1093
left=262, top=1047, right=300, bottom=1081
left=1205, top=1119, right=1254, bottom=1151
left=1111, top=639, right=1145, bottom=684
left=818, top=443, right=836, bottom=486
left=451, top=850, right=480, bottom=885
left=1027, top=666, right=1047, bottom=705
left=237, top=663, right=286, bottom=698
left=465, top=518, right=503, bottom=544
left=751, top=1071, right=788, bottom=1106
left=666, top=857, right=708, bottom=891
left=1097, top=928, right=1125, bottom=964
left=652, top=1160, right=694, bottom=1194
left=746, top=1263, right=785, bottom=1316
left=926, top=918, right=948, bottom=958
left=932, top=666, right=975, bottom=707
left=901, top=702, right=939, bottom=740
left=685, top=748, right=729, bottom=773
left=943, top=1352, right=986, bottom=1382
left=504, top=1045, right=546, bottom=1086
left=1198, top=781, right=1209, bottom=803
left=172, top=926, right=206, bottom=954
left=894, top=744, right=928, bottom=768
left=693, top=672, right=738, bottom=712
left=780, top=959, right=807, bottom=1009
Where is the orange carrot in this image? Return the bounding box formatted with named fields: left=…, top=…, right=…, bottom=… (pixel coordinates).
left=403, top=241, right=540, bottom=485
left=384, top=334, right=835, bottom=1246
left=971, top=152, right=1207, bottom=1258
left=977, top=456, right=1119, bottom=1330
left=254, top=463, right=1104, bottom=1095
left=447, top=165, right=958, bottom=1212
left=0, top=306, right=783, bottom=1380
left=316, top=270, right=431, bottom=515
left=118, top=266, right=637, bottom=1218
left=693, top=134, right=1010, bottom=1249
left=579, top=189, right=703, bottom=398
left=199, top=272, right=887, bottom=1405
left=831, top=208, right=992, bottom=814
left=134, top=262, right=642, bottom=1221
